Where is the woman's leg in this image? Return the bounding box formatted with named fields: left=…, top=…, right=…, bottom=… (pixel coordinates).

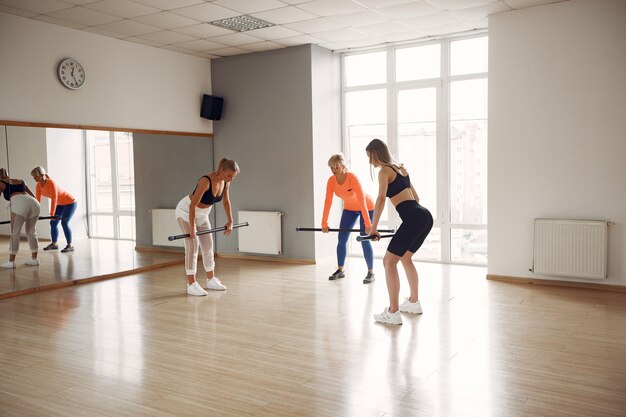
left=59, top=203, right=77, bottom=246
left=196, top=214, right=215, bottom=278
left=400, top=251, right=419, bottom=302
left=25, top=216, right=39, bottom=259
left=359, top=210, right=374, bottom=272
left=383, top=251, right=402, bottom=312
left=176, top=217, right=199, bottom=285
left=337, top=210, right=358, bottom=269
left=8, top=212, right=25, bottom=261
left=49, top=211, right=60, bottom=245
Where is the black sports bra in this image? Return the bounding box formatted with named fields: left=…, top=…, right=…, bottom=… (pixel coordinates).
left=385, top=165, right=411, bottom=198
left=192, top=175, right=223, bottom=205
left=1, top=180, right=26, bottom=201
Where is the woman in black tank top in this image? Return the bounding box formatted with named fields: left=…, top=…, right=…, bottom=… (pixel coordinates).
left=365, top=139, right=433, bottom=325
left=0, top=168, right=41, bottom=269
left=175, top=158, right=240, bottom=297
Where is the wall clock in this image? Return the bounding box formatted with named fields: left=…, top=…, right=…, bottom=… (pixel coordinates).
left=57, top=58, right=86, bottom=90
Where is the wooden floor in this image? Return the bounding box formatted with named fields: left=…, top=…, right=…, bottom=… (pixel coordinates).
left=0, top=238, right=182, bottom=299
left=0, top=256, right=625, bottom=416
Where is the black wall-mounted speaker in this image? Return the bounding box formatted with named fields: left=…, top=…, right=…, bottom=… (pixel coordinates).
left=200, top=94, right=224, bottom=120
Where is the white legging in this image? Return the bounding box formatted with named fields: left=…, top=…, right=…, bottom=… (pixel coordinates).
left=9, top=194, right=40, bottom=255
left=175, top=195, right=215, bottom=275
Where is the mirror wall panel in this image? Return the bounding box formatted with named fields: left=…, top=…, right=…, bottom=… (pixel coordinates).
left=0, top=123, right=211, bottom=299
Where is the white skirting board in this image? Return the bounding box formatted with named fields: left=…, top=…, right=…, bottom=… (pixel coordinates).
left=238, top=210, right=282, bottom=255
left=152, top=209, right=183, bottom=247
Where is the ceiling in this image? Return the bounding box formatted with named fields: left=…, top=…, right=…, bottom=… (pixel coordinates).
left=1, top=0, right=567, bottom=59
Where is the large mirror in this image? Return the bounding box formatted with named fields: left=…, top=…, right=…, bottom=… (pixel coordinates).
left=0, top=123, right=209, bottom=299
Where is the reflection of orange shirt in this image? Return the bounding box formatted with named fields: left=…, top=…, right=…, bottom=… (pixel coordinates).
left=35, top=178, right=75, bottom=216
left=322, top=172, right=374, bottom=228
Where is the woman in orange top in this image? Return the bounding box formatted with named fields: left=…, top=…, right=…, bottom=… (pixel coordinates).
left=322, top=153, right=375, bottom=284
left=31, top=166, right=77, bottom=253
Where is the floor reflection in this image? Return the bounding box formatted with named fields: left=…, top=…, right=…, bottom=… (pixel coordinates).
left=0, top=237, right=182, bottom=299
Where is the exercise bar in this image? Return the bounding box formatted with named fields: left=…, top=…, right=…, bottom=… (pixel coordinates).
left=356, top=234, right=395, bottom=242
left=168, top=222, right=249, bottom=241
left=0, top=215, right=59, bottom=225
left=296, top=227, right=395, bottom=233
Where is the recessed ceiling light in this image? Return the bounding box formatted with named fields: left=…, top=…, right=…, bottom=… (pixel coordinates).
left=210, top=15, right=274, bottom=32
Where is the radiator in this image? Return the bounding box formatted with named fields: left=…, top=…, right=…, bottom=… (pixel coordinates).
left=152, top=209, right=183, bottom=247
left=532, top=219, right=608, bottom=280
left=238, top=210, right=282, bottom=255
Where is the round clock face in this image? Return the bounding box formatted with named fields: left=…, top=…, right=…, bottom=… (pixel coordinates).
left=58, top=58, right=86, bottom=90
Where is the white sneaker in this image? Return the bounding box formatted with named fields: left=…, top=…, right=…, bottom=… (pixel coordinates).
left=373, top=307, right=402, bottom=325
left=206, top=277, right=226, bottom=291
left=187, top=282, right=208, bottom=296
left=1, top=261, right=16, bottom=269
left=399, top=298, right=423, bottom=314
left=25, top=258, right=40, bottom=266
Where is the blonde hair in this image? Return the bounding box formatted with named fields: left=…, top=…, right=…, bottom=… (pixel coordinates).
left=31, top=165, right=47, bottom=177
left=217, top=158, right=240, bottom=174
left=327, top=153, right=346, bottom=168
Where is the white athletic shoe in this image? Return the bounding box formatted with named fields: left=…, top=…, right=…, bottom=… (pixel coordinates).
left=399, top=298, right=423, bottom=315
left=206, top=277, right=226, bottom=291
left=1, top=260, right=16, bottom=269
left=25, top=258, right=40, bottom=267
left=187, top=282, right=208, bottom=296
left=374, top=307, right=402, bottom=325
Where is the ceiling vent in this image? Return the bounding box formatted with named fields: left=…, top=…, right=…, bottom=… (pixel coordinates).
left=210, top=15, right=274, bottom=32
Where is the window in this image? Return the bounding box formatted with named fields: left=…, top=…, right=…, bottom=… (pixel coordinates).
left=342, top=35, right=488, bottom=264
left=85, top=130, right=135, bottom=240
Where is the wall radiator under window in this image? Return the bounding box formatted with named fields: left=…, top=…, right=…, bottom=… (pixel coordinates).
left=238, top=210, right=282, bottom=255
left=152, top=209, right=183, bottom=247
left=532, top=219, right=608, bottom=280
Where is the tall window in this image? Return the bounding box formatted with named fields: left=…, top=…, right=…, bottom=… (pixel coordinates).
left=85, top=130, right=135, bottom=240
left=343, top=35, right=488, bottom=264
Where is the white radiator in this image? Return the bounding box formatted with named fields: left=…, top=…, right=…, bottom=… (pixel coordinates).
left=532, top=219, right=608, bottom=280
left=152, top=209, right=183, bottom=247
left=238, top=210, right=282, bottom=255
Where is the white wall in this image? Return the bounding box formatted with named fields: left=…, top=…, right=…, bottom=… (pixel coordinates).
left=488, top=0, right=626, bottom=285
left=0, top=126, right=48, bottom=237
left=0, top=12, right=212, bottom=134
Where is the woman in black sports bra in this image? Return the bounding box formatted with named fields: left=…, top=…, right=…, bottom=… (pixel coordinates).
left=365, top=139, right=433, bottom=325
left=175, top=158, right=239, bottom=296
left=0, top=168, right=41, bottom=269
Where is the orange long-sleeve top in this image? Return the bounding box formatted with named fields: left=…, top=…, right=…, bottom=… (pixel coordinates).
left=322, top=172, right=374, bottom=229
left=36, top=178, right=75, bottom=216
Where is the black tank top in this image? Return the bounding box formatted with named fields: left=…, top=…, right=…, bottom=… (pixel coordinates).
left=385, top=165, right=411, bottom=198
left=1, top=180, right=25, bottom=201
left=192, top=175, right=223, bottom=205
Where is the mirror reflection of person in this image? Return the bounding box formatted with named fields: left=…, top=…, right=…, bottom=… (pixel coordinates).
left=31, top=166, right=77, bottom=253
left=0, top=168, right=40, bottom=268
left=175, top=158, right=239, bottom=296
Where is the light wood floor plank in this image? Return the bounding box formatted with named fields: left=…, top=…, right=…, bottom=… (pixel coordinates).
left=1, top=257, right=625, bottom=416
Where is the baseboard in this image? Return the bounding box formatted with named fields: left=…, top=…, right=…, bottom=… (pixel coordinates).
left=135, top=245, right=184, bottom=254
left=215, top=252, right=315, bottom=265
left=486, top=274, right=626, bottom=292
